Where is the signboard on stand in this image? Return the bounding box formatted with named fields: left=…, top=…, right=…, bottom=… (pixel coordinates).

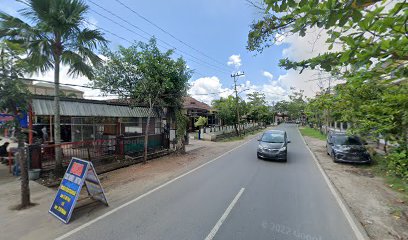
left=49, top=158, right=108, bottom=224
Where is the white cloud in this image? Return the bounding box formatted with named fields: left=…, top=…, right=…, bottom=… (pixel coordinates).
left=279, top=28, right=341, bottom=61
left=275, top=27, right=344, bottom=97
left=189, top=73, right=288, bottom=106
left=27, top=64, right=105, bottom=99
left=188, top=76, right=234, bottom=105
left=274, top=33, right=285, bottom=46
left=277, top=69, right=341, bottom=98
left=227, top=54, right=242, bottom=68
left=259, top=72, right=288, bottom=103
left=263, top=71, right=274, bottom=80
left=84, top=16, right=98, bottom=30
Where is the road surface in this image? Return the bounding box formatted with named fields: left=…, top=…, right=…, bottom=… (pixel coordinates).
left=60, top=124, right=359, bottom=240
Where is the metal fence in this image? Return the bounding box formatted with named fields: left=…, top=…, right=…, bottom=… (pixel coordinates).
left=30, top=133, right=168, bottom=171
left=119, top=134, right=166, bottom=156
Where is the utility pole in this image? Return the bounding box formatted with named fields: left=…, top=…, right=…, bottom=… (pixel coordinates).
left=231, top=71, right=245, bottom=136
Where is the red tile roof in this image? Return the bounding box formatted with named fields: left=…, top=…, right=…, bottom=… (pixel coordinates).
left=183, top=96, right=211, bottom=111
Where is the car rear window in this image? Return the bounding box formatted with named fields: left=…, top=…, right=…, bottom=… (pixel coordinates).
left=333, top=135, right=362, bottom=145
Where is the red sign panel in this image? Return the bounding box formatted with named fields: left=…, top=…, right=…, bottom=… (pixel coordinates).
left=69, top=162, right=85, bottom=177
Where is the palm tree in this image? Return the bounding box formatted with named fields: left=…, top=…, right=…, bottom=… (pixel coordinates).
left=0, top=0, right=107, bottom=176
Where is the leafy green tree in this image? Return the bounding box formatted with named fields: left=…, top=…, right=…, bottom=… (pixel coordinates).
left=247, top=92, right=270, bottom=123
left=194, top=116, right=208, bottom=128
left=175, top=109, right=189, bottom=153
left=248, top=0, right=406, bottom=76
left=0, top=0, right=107, bottom=176
left=93, top=38, right=191, bottom=162
left=272, top=90, right=306, bottom=121
left=0, top=40, right=32, bottom=208
left=212, top=96, right=247, bottom=136
left=249, top=0, right=407, bottom=179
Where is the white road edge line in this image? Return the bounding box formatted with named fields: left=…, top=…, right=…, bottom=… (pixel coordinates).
left=55, top=135, right=260, bottom=240
left=204, top=188, right=245, bottom=240
left=297, top=128, right=369, bottom=240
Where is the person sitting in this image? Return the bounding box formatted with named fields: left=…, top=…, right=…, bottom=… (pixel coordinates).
left=0, top=142, right=10, bottom=164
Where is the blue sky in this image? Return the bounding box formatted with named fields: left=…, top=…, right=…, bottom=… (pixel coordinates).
left=2, top=0, right=327, bottom=104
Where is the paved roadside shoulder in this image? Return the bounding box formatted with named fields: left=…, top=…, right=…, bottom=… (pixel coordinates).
left=300, top=131, right=408, bottom=240
left=298, top=128, right=369, bottom=240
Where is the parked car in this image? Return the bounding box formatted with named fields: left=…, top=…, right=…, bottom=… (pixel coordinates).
left=257, top=130, right=290, bottom=162
left=326, top=132, right=371, bottom=164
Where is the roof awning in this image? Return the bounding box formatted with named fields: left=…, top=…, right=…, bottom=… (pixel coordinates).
left=32, top=99, right=159, bottom=118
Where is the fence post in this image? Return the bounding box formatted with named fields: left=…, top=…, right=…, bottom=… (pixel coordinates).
left=87, top=147, right=91, bottom=161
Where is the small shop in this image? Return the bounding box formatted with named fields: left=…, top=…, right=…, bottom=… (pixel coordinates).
left=30, top=95, right=163, bottom=144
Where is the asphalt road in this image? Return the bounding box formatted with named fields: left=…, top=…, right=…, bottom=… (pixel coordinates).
left=61, top=124, right=359, bottom=240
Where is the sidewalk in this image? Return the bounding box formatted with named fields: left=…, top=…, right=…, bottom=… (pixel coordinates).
left=0, top=132, right=259, bottom=240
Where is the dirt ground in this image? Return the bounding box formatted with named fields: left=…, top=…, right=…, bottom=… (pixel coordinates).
left=303, top=136, right=408, bottom=240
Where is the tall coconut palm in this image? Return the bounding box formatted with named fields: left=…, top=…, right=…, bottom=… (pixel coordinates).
left=0, top=0, right=107, bottom=176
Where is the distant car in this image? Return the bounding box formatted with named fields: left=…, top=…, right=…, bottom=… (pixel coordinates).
left=326, top=132, right=371, bottom=164
left=257, top=130, right=290, bottom=162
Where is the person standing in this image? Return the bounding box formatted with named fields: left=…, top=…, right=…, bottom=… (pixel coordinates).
left=42, top=126, right=48, bottom=143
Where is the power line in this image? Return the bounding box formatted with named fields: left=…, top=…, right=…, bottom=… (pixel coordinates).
left=3, top=75, right=240, bottom=97
left=88, top=0, right=231, bottom=75
left=84, top=20, right=226, bottom=78
left=113, top=0, right=232, bottom=70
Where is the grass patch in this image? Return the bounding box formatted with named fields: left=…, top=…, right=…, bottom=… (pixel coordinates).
left=360, top=154, right=408, bottom=202
left=219, top=135, right=244, bottom=142
left=299, top=127, right=326, bottom=141
left=219, top=127, right=267, bottom=142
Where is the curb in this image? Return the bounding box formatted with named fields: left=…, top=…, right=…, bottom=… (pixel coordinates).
left=298, top=128, right=370, bottom=240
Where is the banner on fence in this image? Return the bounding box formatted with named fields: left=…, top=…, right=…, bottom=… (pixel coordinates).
left=0, top=112, right=28, bottom=128
left=49, top=158, right=108, bottom=224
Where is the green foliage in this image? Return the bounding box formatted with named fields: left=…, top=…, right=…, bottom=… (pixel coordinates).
left=248, top=0, right=408, bottom=183
left=0, top=40, right=30, bottom=121
left=194, top=116, right=208, bottom=128
left=0, top=0, right=108, bottom=79
left=0, top=40, right=31, bottom=207
left=386, top=149, right=408, bottom=181
left=176, top=110, right=188, bottom=139
left=1, top=0, right=109, bottom=175
left=94, top=38, right=191, bottom=109
left=247, top=92, right=272, bottom=123
left=212, top=96, right=247, bottom=126
left=248, top=0, right=407, bottom=78
left=299, top=127, right=326, bottom=141
left=273, top=89, right=306, bottom=120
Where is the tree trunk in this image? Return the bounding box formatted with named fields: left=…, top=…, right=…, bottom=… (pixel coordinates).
left=234, top=123, right=239, bottom=136
left=15, top=124, right=30, bottom=207
left=54, top=54, right=63, bottom=176
left=143, top=106, right=153, bottom=163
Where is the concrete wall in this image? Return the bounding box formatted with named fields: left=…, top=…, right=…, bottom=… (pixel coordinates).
left=199, top=123, right=260, bottom=141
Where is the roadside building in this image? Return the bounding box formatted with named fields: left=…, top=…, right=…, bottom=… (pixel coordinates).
left=182, top=96, right=219, bottom=132
left=274, top=112, right=288, bottom=124
left=30, top=95, right=163, bottom=143
left=26, top=82, right=84, bottom=99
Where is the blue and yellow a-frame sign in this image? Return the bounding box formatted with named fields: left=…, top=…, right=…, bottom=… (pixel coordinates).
left=49, top=158, right=108, bottom=224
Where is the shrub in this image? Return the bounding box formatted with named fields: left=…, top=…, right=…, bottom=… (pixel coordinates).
left=386, top=149, right=408, bottom=181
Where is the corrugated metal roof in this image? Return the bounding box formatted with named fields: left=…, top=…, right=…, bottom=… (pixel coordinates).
left=32, top=99, right=159, bottom=118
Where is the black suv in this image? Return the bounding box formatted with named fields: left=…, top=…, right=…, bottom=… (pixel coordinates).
left=326, top=132, right=371, bottom=164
